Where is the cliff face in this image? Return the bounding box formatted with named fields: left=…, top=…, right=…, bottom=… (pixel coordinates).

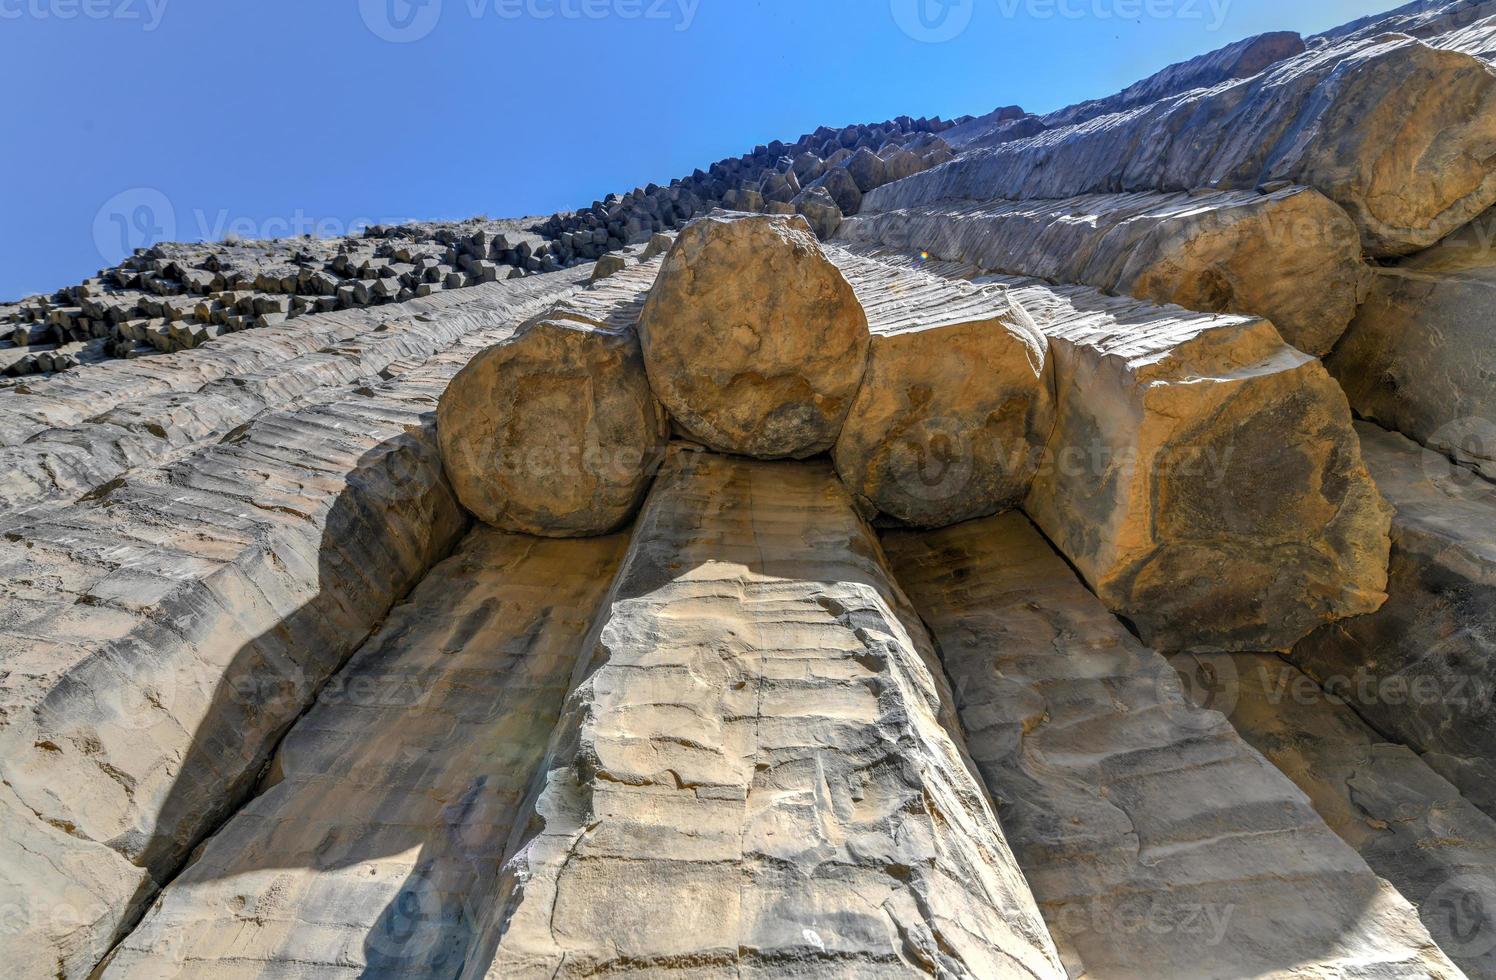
left=6, top=2, right=1496, bottom=977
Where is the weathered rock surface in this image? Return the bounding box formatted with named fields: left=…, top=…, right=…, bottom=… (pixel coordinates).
left=841, top=244, right=1393, bottom=653
left=883, top=513, right=1461, bottom=979
left=1328, top=215, right=1496, bottom=479
left=438, top=262, right=668, bottom=537
left=97, top=528, right=628, bottom=978
left=1016, top=275, right=1392, bottom=652
left=793, top=185, right=844, bottom=240
left=0, top=272, right=584, bottom=520
left=865, top=35, right=1496, bottom=256
left=1041, top=30, right=1308, bottom=129
left=1316, top=0, right=1496, bottom=47
left=838, top=186, right=1370, bottom=356
left=588, top=252, right=627, bottom=282
left=825, top=249, right=1054, bottom=527
left=0, top=218, right=562, bottom=376
left=1227, top=653, right=1496, bottom=978
left=0, top=294, right=568, bottom=978
left=467, top=449, right=1065, bottom=979
left=638, top=215, right=870, bottom=459
left=1292, top=423, right=1496, bottom=818
left=1434, top=11, right=1496, bottom=60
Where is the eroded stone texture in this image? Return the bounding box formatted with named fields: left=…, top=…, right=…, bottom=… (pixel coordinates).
left=1316, top=0, right=1496, bottom=47
left=638, top=215, right=870, bottom=459
left=1041, top=30, right=1307, bottom=129
left=1015, top=275, right=1392, bottom=652
left=0, top=300, right=570, bottom=979
left=825, top=241, right=1397, bottom=654
left=1435, top=12, right=1496, bottom=60
left=97, top=528, right=628, bottom=979
left=1328, top=215, right=1496, bottom=479
left=882, top=513, right=1460, bottom=979
left=467, top=449, right=1065, bottom=979
left=864, top=36, right=1496, bottom=256
left=0, top=272, right=584, bottom=520
left=438, top=263, right=668, bottom=537
left=825, top=249, right=1054, bottom=528
left=838, top=186, right=1370, bottom=356
left=1227, top=653, right=1496, bottom=978
left=1292, top=423, right=1496, bottom=819
left=0, top=272, right=561, bottom=448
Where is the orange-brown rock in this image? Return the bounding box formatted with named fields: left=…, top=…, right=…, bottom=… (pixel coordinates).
left=838, top=187, right=1371, bottom=356
left=638, top=214, right=869, bottom=458
left=827, top=249, right=1054, bottom=527
left=438, top=263, right=668, bottom=537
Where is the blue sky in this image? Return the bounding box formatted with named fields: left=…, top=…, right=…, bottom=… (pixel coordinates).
left=0, top=0, right=1393, bottom=299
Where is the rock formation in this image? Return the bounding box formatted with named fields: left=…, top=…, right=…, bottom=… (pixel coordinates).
left=1040, top=30, right=1308, bottom=129
left=1016, top=274, right=1392, bottom=653
left=838, top=186, right=1370, bottom=356
left=6, top=2, right=1496, bottom=977
left=438, top=262, right=669, bottom=537
left=884, top=513, right=1461, bottom=979
left=470, top=450, right=1065, bottom=978
left=637, top=215, right=870, bottom=459
left=96, top=529, right=630, bottom=977
left=827, top=249, right=1054, bottom=527
left=0, top=272, right=587, bottom=979
left=1328, top=212, right=1496, bottom=479
left=866, top=34, right=1496, bottom=256
left=1292, top=423, right=1496, bottom=818
left=1226, top=652, right=1496, bottom=979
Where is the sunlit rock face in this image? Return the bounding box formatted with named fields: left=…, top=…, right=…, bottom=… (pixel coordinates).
left=838, top=186, right=1371, bottom=357
left=469, top=450, right=1066, bottom=979
left=10, top=3, right=1496, bottom=977
left=827, top=248, right=1054, bottom=529
left=637, top=214, right=870, bottom=460
left=438, top=263, right=669, bottom=537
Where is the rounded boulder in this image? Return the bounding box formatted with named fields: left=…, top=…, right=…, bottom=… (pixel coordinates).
left=638, top=214, right=870, bottom=459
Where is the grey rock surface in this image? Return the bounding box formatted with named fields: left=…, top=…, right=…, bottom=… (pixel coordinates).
left=1292, top=423, right=1496, bottom=820
left=1328, top=213, right=1496, bottom=480
left=1228, top=652, right=1496, bottom=979
left=96, top=528, right=629, bottom=978
left=838, top=186, right=1370, bottom=356
left=468, top=449, right=1066, bottom=979
left=865, top=35, right=1496, bottom=256
left=1041, top=30, right=1307, bottom=129
left=0, top=282, right=576, bottom=978
left=883, top=512, right=1461, bottom=979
